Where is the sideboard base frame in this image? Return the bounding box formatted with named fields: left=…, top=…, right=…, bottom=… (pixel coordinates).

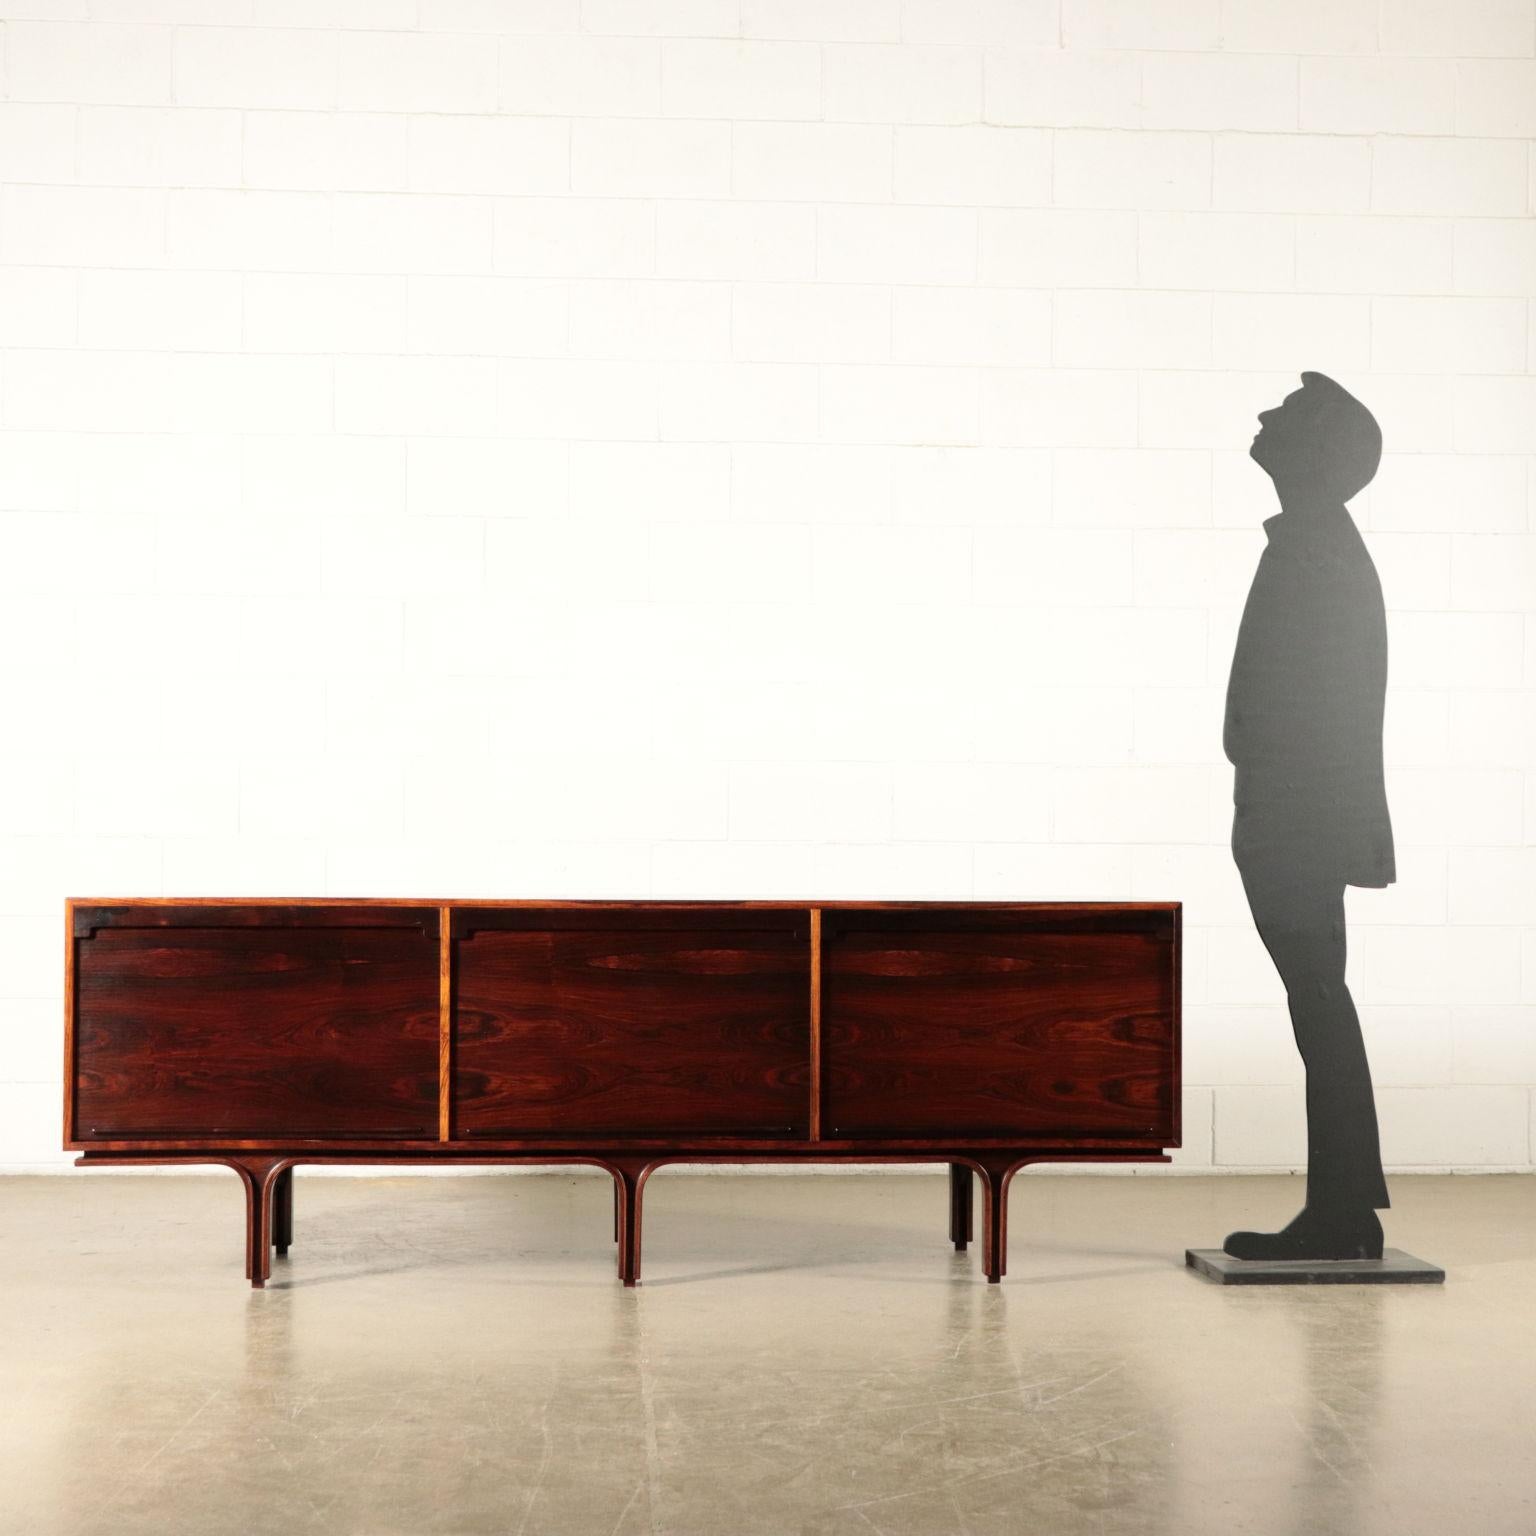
left=75, top=1148, right=1171, bottom=1288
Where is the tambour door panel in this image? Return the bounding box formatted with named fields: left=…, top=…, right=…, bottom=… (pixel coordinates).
left=821, top=907, right=1178, bottom=1141
left=71, top=905, right=441, bottom=1141
left=452, top=908, right=811, bottom=1137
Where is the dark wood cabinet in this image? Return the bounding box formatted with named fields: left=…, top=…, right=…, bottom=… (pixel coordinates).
left=452, top=907, right=811, bottom=1139
left=71, top=904, right=441, bottom=1142
left=66, top=899, right=1180, bottom=1288
left=821, top=907, right=1176, bottom=1140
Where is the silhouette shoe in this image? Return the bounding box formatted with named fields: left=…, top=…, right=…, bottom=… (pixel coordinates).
left=1222, top=1207, right=1383, bottom=1262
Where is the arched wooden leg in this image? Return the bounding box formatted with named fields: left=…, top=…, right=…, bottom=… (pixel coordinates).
left=613, top=1180, right=619, bottom=1242
left=949, top=1163, right=973, bottom=1251
left=228, top=1157, right=286, bottom=1289
left=610, top=1160, right=657, bottom=1287
left=273, top=1167, right=293, bottom=1256
left=975, top=1158, right=1024, bottom=1284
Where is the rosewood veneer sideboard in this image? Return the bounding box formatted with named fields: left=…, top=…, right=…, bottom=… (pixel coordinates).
left=65, top=899, right=1181, bottom=1288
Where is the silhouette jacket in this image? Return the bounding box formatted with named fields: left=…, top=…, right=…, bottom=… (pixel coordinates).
left=1224, top=506, right=1395, bottom=887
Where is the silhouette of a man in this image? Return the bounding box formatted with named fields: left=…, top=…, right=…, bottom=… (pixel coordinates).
left=1222, top=372, right=1394, bottom=1262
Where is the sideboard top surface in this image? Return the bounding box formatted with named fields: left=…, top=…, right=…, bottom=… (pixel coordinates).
left=67, top=897, right=1181, bottom=912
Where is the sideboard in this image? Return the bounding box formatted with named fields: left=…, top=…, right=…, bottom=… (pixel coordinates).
left=66, top=899, right=1181, bottom=1287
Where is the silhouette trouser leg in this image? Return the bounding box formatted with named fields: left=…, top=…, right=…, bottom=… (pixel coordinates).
left=1236, top=854, right=1389, bottom=1213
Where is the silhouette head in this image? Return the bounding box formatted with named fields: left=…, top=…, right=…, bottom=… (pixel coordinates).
left=1250, top=372, right=1381, bottom=507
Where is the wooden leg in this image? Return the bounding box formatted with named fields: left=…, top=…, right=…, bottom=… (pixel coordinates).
left=229, top=1158, right=285, bottom=1289
left=613, top=1179, right=619, bottom=1242
left=273, top=1166, right=293, bottom=1256
left=949, top=1163, right=973, bottom=1251
left=610, top=1160, right=656, bottom=1287
left=976, top=1158, right=1023, bottom=1284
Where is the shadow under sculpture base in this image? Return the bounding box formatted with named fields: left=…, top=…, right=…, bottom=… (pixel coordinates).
left=1185, top=1248, right=1445, bottom=1285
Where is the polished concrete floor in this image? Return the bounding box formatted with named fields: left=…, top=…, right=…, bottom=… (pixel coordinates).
left=1, top=1171, right=1532, bottom=1536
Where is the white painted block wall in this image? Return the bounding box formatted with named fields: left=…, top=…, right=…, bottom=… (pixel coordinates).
left=0, top=0, right=1532, bottom=1176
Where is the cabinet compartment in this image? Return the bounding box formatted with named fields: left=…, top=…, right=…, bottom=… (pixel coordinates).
left=821, top=908, right=1177, bottom=1141
left=71, top=906, right=440, bottom=1140
left=452, top=909, right=811, bottom=1138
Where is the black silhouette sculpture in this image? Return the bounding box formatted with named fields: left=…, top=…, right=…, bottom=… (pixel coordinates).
left=1221, top=372, right=1393, bottom=1263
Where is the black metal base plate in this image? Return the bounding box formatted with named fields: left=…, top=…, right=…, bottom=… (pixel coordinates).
left=1185, top=1247, right=1445, bottom=1285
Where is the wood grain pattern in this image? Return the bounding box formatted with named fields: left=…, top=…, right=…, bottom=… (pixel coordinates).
left=453, top=908, right=812, bottom=1138
left=821, top=908, right=1177, bottom=1140
left=73, top=915, right=440, bottom=1140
